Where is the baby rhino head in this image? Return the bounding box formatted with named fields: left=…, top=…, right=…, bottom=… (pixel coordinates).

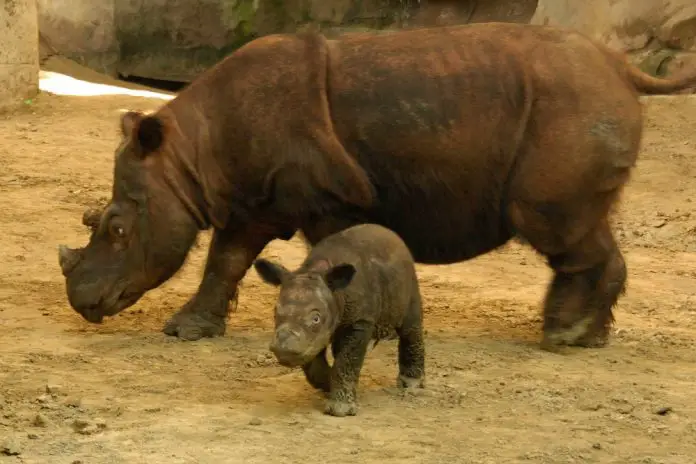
left=253, top=258, right=356, bottom=367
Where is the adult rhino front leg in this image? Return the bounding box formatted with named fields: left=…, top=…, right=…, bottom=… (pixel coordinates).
left=163, top=223, right=279, bottom=341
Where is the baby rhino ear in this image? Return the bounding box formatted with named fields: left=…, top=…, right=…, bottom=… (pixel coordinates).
left=253, top=259, right=290, bottom=286
left=324, top=263, right=356, bottom=291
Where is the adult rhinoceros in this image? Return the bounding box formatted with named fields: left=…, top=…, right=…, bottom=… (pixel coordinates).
left=58, top=22, right=696, bottom=349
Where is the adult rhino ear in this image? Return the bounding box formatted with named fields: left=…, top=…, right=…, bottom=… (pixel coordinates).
left=120, top=110, right=142, bottom=137
left=120, top=110, right=165, bottom=157
left=253, top=258, right=290, bottom=287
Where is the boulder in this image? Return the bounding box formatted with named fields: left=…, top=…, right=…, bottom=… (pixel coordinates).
left=532, top=0, right=696, bottom=51
left=407, top=0, right=537, bottom=29
left=37, top=0, right=119, bottom=75
left=531, top=0, right=696, bottom=78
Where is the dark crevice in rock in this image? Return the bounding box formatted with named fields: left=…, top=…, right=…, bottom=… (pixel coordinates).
left=117, top=74, right=187, bottom=92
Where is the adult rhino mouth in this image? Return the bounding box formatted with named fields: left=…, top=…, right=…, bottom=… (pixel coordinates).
left=59, top=245, right=146, bottom=324
left=73, top=287, right=144, bottom=324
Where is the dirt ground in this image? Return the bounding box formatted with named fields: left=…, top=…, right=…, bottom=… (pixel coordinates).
left=1, top=69, right=696, bottom=464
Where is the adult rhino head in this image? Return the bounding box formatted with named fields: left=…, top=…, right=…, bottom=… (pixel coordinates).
left=57, top=33, right=376, bottom=330
left=58, top=110, right=204, bottom=323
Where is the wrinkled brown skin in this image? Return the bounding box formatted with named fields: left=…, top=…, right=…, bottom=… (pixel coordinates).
left=253, top=224, right=425, bottom=417
left=58, top=22, right=696, bottom=347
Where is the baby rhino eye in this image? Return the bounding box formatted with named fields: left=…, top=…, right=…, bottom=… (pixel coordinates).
left=310, top=312, right=321, bottom=325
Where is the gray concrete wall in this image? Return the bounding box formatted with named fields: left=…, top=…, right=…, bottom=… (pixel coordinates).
left=0, top=0, right=39, bottom=111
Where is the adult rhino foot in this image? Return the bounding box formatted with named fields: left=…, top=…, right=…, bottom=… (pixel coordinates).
left=163, top=310, right=227, bottom=341
left=572, top=331, right=610, bottom=348
left=540, top=315, right=611, bottom=352
left=324, top=399, right=358, bottom=417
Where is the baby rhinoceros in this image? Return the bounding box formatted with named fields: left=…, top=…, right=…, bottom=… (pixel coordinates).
left=253, top=223, right=425, bottom=417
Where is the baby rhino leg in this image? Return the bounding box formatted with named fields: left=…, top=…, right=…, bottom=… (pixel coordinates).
left=396, top=289, right=426, bottom=389
left=302, top=348, right=331, bottom=393
left=325, top=321, right=373, bottom=417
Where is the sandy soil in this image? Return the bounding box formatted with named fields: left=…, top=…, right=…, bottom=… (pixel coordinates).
left=1, top=73, right=696, bottom=464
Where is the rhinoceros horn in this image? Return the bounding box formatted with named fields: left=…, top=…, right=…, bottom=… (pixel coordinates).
left=58, top=245, right=82, bottom=276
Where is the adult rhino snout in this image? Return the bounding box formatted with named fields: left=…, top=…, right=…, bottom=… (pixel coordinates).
left=58, top=245, right=82, bottom=276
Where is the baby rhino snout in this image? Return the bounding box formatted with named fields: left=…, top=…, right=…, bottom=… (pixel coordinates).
left=269, top=325, right=309, bottom=367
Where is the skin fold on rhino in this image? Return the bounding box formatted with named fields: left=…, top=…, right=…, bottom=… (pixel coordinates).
left=58, top=22, right=696, bottom=348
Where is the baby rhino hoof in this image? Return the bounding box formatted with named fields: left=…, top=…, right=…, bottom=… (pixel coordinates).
left=324, top=399, right=358, bottom=417
left=397, top=374, right=425, bottom=390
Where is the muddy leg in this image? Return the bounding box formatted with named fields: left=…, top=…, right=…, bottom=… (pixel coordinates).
left=325, top=322, right=374, bottom=417
left=396, top=289, right=425, bottom=389
left=163, top=224, right=280, bottom=341
left=302, top=348, right=331, bottom=392
left=540, top=221, right=627, bottom=350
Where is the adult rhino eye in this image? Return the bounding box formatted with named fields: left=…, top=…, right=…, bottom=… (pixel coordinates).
left=109, top=220, right=125, bottom=238
left=311, top=313, right=321, bottom=325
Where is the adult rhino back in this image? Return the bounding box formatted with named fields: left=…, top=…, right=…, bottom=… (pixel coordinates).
left=325, top=26, right=534, bottom=263
left=58, top=22, right=696, bottom=350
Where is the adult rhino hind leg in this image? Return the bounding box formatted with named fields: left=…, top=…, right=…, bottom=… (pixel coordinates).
left=540, top=220, right=627, bottom=350
left=510, top=192, right=628, bottom=351
left=163, top=224, right=278, bottom=341
left=508, top=99, right=639, bottom=351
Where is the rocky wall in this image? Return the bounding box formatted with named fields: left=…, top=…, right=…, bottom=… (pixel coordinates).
left=37, top=0, right=118, bottom=75
left=532, top=0, right=696, bottom=76
left=0, top=0, right=39, bottom=111
left=113, top=0, right=418, bottom=81
left=37, top=0, right=696, bottom=83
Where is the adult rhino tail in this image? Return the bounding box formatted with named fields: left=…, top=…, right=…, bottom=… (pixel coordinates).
left=623, top=61, right=696, bottom=95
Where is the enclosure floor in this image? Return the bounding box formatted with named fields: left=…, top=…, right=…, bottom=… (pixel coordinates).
left=1, top=88, right=695, bottom=463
